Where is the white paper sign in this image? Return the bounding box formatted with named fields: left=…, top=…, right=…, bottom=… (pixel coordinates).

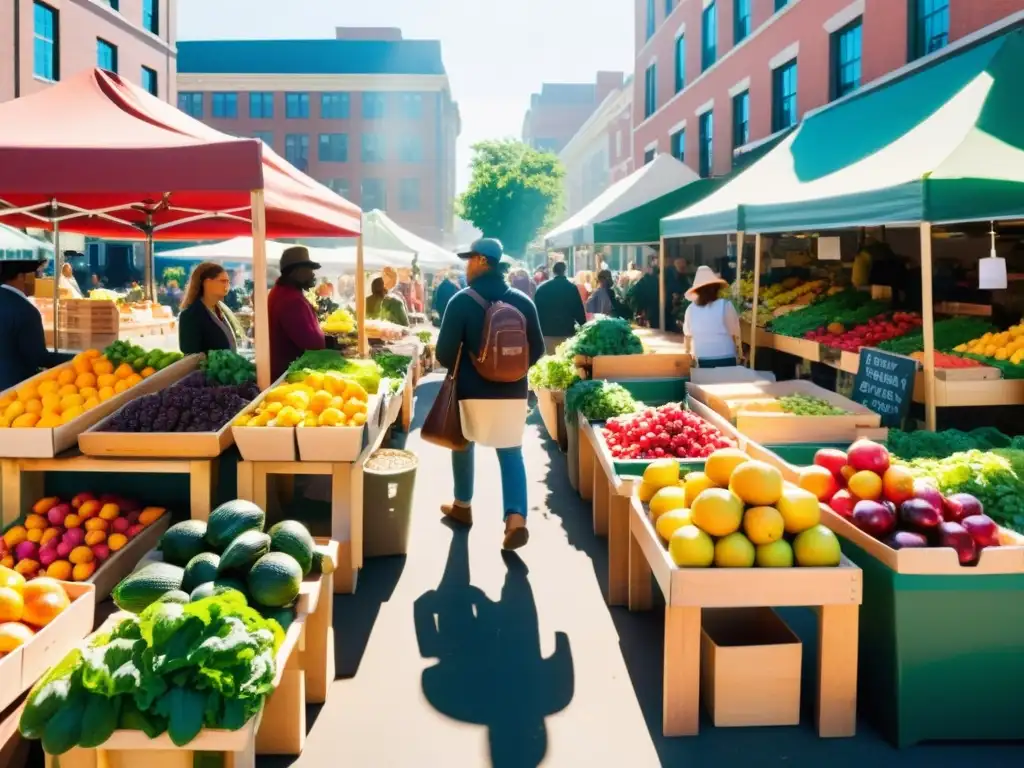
left=817, top=237, right=841, bottom=260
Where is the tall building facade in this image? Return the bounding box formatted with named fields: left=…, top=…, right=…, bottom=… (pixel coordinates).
left=176, top=28, right=461, bottom=245
left=559, top=76, right=634, bottom=218
left=633, top=0, right=1024, bottom=178
left=0, top=0, right=177, bottom=103
left=522, top=71, right=625, bottom=154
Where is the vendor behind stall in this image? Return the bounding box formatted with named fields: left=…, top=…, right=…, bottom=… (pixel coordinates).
left=178, top=262, right=241, bottom=355
left=0, top=259, right=74, bottom=391
left=366, top=277, right=410, bottom=327
left=268, top=246, right=332, bottom=380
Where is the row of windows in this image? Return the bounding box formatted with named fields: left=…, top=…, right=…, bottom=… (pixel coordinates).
left=255, top=132, right=425, bottom=164
left=177, top=90, right=426, bottom=120
left=319, top=178, right=423, bottom=212
left=645, top=0, right=947, bottom=121
left=103, top=0, right=159, bottom=34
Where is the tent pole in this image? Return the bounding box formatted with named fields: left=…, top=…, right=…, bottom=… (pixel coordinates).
left=568, top=246, right=575, bottom=278
left=749, top=233, right=761, bottom=369
left=356, top=233, right=367, bottom=356
left=733, top=230, right=745, bottom=301
left=145, top=228, right=155, bottom=303
left=658, top=236, right=666, bottom=331
left=250, top=190, right=271, bottom=391
left=920, top=222, right=937, bottom=430
left=52, top=217, right=61, bottom=353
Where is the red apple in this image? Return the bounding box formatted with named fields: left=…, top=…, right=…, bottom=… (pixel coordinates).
left=961, top=514, right=1001, bottom=549
left=898, top=498, right=943, bottom=533
left=882, top=466, right=916, bottom=505
left=938, top=521, right=978, bottom=565
left=852, top=500, right=897, bottom=539
left=828, top=489, right=856, bottom=519
left=814, top=448, right=848, bottom=480
left=71, top=492, right=95, bottom=510
left=847, top=439, right=891, bottom=475
left=886, top=531, right=929, bottom=550
left=912, top=480, right=944, bottom=512
left=942, top=493, right=983, bottom=524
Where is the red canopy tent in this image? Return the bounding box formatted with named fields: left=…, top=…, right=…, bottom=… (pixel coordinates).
left=0, top=69, right=367, bottom=385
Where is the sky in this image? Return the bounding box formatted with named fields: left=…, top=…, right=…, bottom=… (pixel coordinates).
left=176, top=0, right=635, bottom=192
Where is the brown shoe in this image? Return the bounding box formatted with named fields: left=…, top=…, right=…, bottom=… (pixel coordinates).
left=502, top=514, right=529, bottom=550
left=441, top=502, right=473, bottom=526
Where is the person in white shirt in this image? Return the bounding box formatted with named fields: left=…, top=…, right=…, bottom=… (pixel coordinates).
left=682, top=266, right=742, bottom=369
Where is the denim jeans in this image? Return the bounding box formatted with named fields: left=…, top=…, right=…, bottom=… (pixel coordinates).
left=452, top=443, right=528, bottom=520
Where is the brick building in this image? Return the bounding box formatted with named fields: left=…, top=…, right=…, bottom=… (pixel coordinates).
left=176, top=28, right=461, bottom=246
left=0, top=0, right=177, bottom=103
left=522, top=71, right=625, bottom=155
left=558, top=75, right=634, bottom=218
left=633, top=0, right=1024, bottom=178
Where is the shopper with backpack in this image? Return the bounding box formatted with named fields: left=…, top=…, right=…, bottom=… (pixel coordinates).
left=432, top=238, right=545, bottom=550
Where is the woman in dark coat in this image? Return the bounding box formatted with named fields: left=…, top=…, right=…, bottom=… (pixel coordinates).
left=178, top=262, right=240, bottom=354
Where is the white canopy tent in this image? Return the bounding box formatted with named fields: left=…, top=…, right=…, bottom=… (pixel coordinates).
left=157, top=236, right=413, bottom=271
left=0, top=224, right=54, bottom=259
left=361, top=209, right=462, bottom=270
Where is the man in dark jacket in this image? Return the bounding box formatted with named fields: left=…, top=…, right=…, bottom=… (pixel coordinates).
left=0, top=260, right=73, bottom=391
left=432, top=274, right=458, bottom=324
left=533, top=261, right=586, bottom=354
left=267, top=246, right=332, bottom=380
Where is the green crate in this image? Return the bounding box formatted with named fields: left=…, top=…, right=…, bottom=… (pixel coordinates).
left=841, top=538, right=1024, bottom=747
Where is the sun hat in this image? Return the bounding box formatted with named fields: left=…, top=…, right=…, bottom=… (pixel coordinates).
left=685, top=265, right=728, bottom=301
left=280, top=245, right=321, bottom=274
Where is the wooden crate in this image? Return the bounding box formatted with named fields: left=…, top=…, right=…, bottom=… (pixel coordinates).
left=591, top=352, right=691, bottom=380
left=58, top=300, right=119, bottom=332
left=627, top=496, right=862, bottom=738
left=0, top=356, right=198, bottom=459
left=232, top=376, right=296, bottom=462
left=772, top=334, right=821, bottom=362
left=295, top=394, right=381, bottom=462
left=700, top=608, right=802, bottom=728
left=0, top=582, right=95, bottom=714
left=534, top=388, right=567, bottom=451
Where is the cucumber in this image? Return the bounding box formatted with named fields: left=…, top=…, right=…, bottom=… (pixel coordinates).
left=112, top=562, right=185, bottom=614
left=205, top=500, right=265, bottom=552
left=217, top=530, right=271, bottom=575
left=268, top=520, right=314, bottom=576
left=311, top=549, right=336, bottom=576
left=159, top=520, right=209, bottom=567
left=247, top=552, right=302, bottom=608
left=156, top=590, right=190, bottom=605
left=189, top=578, right=247, bottom=603
left=181, top=552, right=220, bottom=593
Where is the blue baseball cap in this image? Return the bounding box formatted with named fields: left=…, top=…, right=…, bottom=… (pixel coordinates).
left=458, top=237, right=505, bottom=264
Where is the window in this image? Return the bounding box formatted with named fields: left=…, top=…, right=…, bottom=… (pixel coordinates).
left=674, top=34, right=685, bottom=93
left=732, top=90, right=749, bottom=150
left=211, top=92, right=238, bottom=119
left=399, top=179, right=421, bottom=211
left=401, top=93, right=423, bottom=118
left=362, top=134, right=386, bottom=163
left=105, top=0, right=118, bottom=9
left=670, top=130, right=685, bottom=162
left=252, top=131, right=274, bottom=148
left=249, top=92, right=274, bottom=119
left=771, top=59, right=798, bottom=132
left=643, top=63, right=657, bottom=119
left=142, top=0, right=158, bottom=34
left=665, top=0, right=674, bottom=15
left=318, top=133, right=348, bottom=162
left=699, top=110, right=713, bottom=178
left=97, top=38, right=117, bottom=73
left=775, top=0, right=790, bottom=10
left=285, top=92, right=309, bottom=119
left=643, top=148, right=656, bottom=165
left=321, top=92, right=350, bottom=119
left=361, top=179, right=386, bottom=211
left=646, top=0, right=656, bottom=40
left=701, top=2, right=717, bottom=72
left=325, top=179, right=350, bottom=198
left=734, top=0, right=751, bottom=44
left=177, top=92, right=202, bottom=118
left=141, top=66, right=157, bottom=96
left=831, top=18, right=862, bottom=99
left=399, top=135, right=423, bottom=163
left=284, top=134, right=309, bottom=171
left=33, top=2, right=58, bottom=82
left=362, top=92, right=386, bottom=119
left=910, top=0, right=949, bottom=59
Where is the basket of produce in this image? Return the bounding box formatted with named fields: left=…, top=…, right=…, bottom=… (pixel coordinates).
left=78, top=351, right=259, bottom=458
left=528, top=355, right=580, bottom=450
left=0, top=346, right=190, bottom=458
left=374, top=350, right=413, bottom=430
left=1, top=494, right=170, bottom=599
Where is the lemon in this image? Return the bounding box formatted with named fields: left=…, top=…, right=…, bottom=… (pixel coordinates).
left=655, top=508, right=692, bottom=542
left=743, top=506, right=785, bottom=545
left=649, top=486, right=688, bottom=522
left=668, top=525, right=714, bottom=567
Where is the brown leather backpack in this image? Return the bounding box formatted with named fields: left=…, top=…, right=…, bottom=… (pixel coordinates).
left=466, top=289, right=530, bottom=383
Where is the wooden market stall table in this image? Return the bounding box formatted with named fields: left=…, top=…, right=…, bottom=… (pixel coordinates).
left=578, top=328, right=691, bottom=380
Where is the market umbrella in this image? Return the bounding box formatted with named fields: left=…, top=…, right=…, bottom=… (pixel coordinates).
left=0, top=224, right=53, bottom=259
left=158, top=237, right=412, bottom=271
left=361, top=209, right=461, bottom=270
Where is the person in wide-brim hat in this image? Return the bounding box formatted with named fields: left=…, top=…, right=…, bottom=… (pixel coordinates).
left=267, top=244, right=330, bottom=380
left=681, top=265, right=742, bottom=370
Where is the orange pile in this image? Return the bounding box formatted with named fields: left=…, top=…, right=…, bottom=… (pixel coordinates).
left=0, top=568, right=70, bottom=657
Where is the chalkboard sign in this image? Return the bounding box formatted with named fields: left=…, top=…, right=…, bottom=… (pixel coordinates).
left=852, top=348, right=918, bottom=427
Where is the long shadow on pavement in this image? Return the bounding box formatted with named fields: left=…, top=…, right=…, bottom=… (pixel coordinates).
left=413, top=520, right=574, bottom=768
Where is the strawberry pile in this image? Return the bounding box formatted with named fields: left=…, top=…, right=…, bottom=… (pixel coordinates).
left=602, top=403, right=735, bottom=460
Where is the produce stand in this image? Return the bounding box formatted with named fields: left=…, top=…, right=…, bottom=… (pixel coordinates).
left=534, top=388, right=567, bottom=451
left=0, top=698, right=29, bottom=768
left=627, top=495, right=863, bottom=738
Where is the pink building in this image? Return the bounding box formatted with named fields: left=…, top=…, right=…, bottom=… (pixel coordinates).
left=0, top=0, right=177, bottom=104
left=522, top=71, right=625, bottom=155
left=633, top=0, right=1024, bottom=178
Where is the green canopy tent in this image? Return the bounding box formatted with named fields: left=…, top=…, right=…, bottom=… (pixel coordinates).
left=660, top=28, right=1024, bottom=429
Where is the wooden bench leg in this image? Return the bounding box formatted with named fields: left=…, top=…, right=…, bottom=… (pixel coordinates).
left=816, top=604, right=859, bottom=737
left=189, top=459, right=213, bottom=522
left=663, top=606, right=701, bottom=737
left=592, top=467, right=609, bottom=537
left=236, top=461, right=254, bottom=502
left=304, top=571, right=336, bottom=703
left=628, top=525, right=653, bottom=611
left=607, top=492, right=629, bottom=606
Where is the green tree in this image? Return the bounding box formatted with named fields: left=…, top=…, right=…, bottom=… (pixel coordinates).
left=458, top=139, right=564, bottom=258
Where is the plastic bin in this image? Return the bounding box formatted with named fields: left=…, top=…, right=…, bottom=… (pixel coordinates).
left=363, top=449, right=418, bottom=557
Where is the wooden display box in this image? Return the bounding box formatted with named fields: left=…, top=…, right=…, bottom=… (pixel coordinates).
left=700, top=608, right=802, bottom=728
left=591, top=352, right=691, bottom=380
left=535, top=388, right=567, bottom=451
left=58, top=300, right=119, bottom=332
left=232, top=376, right=296, bottom=462
left=627, top=497, right=862, bottom=738
left=0, top=356, right=196, bottom=459
left=772, top=334, right=821, bottom=362
left=295, top=394, right=381, bottom=462
left=77, top=355, right=239, bottom=458
left=0, top=581, right=95, bottom=714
